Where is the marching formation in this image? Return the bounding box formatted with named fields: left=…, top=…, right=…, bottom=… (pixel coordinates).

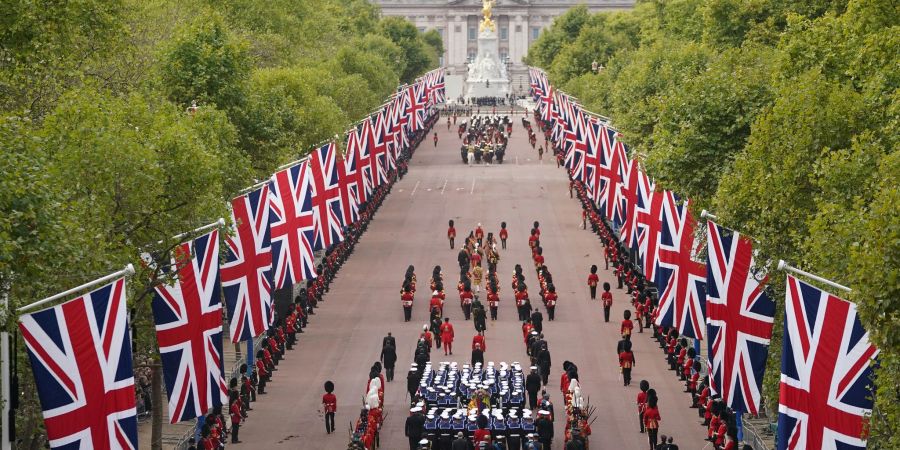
left=458, top=115, right=512, bottom=165
left=530, top=67, right=880, bottom=450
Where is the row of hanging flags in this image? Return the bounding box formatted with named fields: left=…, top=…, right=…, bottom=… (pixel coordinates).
left=16, top=69, right=445, bottom=449
left=529, top=67, right=880, bottom=450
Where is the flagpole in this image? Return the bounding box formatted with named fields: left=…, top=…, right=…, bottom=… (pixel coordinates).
left=777, top=260, right=852, bottom=293
left=1, top=282, right=10, bottom=450
left=16, top=264, right=136, bottom=313
left=170, top=218, right=226, bottom=243
left=238, top=179, right=270, bottom=195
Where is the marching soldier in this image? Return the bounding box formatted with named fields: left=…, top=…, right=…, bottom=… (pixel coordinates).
left=499, top=221, right=508, bottom=249
left=621, top=309, right=634, bottom=339
left=619, top=340, right=635, bottom=386
left=322, top=381, right=337, bottom=434
left=473, top=297, right=487, bottom=333
left=402, top=282, right=415, bottom=322
left=515, top=285, right=530, bottom=321
left=448, top=219, right=456, bottom=249
left=601, top=282, right=613, bottom=322
left=460, top=283, right=474, bottom=320
left=475, top=223, right=484, bottom=246
left=545, top=285, right=558, bottom=321
left=487, top=280, right=500, bottom=320
left=530, top=307, right=544, bottom=334
left=588, top=265, right=599, bottom=300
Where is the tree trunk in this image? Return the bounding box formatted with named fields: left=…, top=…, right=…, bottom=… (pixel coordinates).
left=151, top=364, right=163, bottom=450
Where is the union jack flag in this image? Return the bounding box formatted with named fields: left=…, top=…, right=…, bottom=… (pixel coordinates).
left=596, top=126, right=628, bottom=225
left=424, top=69, right=445, bottom=105
left=705, top=221, right=775, bottom=415
left=653, top=193, right=707, bottom=339
left=778, top=275, right=878, bottom=450
left=309, top=142, right=346, bottom=249
left=529, top=68, right=547, bottom=102
left=19, top=277, right=138, bottom=450
left=563, top=104, right=587, bottom=181
left=222, top=186, right=274, bottom=343
left=269, top=161, right=317, bottom=288
left=620, top=159, right=652, bottom=250
left=582, top=115, right=603, bottom=201
left=152, top=230, right=229, bottom=423
left=370, top=110, right=390, bottom=186
left=636, top=185, right=664, bottom=283
left=405, top=83, right=426, bottom=132
left=334, top=140, right=359, bottom=225
left=344, top=121, right=373, bottom=205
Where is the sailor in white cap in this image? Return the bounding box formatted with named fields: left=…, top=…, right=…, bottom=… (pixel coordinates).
left=407, top=406, right=427, bottom=450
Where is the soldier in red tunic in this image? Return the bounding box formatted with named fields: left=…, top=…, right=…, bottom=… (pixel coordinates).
left=601, top=282, right=613, bottom=322
left=401, top=283, right=415, bottom=322
left=460, top=283, right=474, bottom=320
left=621, top=309, right=634, bottom=339
left=322, top=381, right=336, bottom=434
left=439, top=318, right=455, bottom=356
left=486, top=280, right=500, bottom=320
left=545, top=284, right=558, bottom=321
left=499, top=221, right=508, bottom=249
left=447, top=219, right=456, bottom=249
left=588, top=265, right=599, bottom=300
left=475, top=222, right=484, bottom=246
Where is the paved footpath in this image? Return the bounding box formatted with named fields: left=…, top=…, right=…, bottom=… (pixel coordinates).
left=233, top=115, right=709, bottom=450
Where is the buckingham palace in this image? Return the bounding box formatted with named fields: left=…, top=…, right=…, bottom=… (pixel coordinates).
left=373, top=0, right=635, bottom=78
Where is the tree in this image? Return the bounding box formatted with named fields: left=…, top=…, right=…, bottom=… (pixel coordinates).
left=378, top=17, right=439, bottom=83
left=159, top=13, right=251, bottom=111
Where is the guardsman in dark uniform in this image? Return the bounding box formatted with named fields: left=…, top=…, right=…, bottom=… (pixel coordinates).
left=473, top=297, right=487, bottom=333
left=526, top=367, right=542, bottom=409
left=588, top=265, right=599, bottom=300
left=499, top=221, right=509, bottom=249
left=381, top=336, right=397, bottom=382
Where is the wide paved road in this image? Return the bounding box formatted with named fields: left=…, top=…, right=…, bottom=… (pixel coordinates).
left=234, top=113, right=708, bottom=450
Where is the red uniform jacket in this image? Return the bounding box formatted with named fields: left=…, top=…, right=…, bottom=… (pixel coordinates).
left=618, top=351, right=634, bottom=369
left=601, top=291, right=613, bottom=307
left=322, top=392, right=336, bottom=413
left=643, top=407, right=661, bottom=429
left=588, top=273, right=599, bottom=287
left=487, top=291, right=499, bottom=307
left=637, top=391, right=648, bottom=414
left=475, top=227, right=484, bottom=239
left=544, top=292, right=557, bottom=307
left=515, top=290, right=528, bottom=307
left=621, top=319, right=633, bottom=337
left=459, top=290, right=473, bottom=305
left=401, top=291, right=414, bottom=307
left=499, top=229, right=508, bottom=240
left=230, top=400, right=242, bottom=425
left=430, top=296, right=443, bottom=312
left=439, top=322, right=454, bottom=342
left=448, top=227, right=456, bottom=238
left=472, top=334, right=486, bottom=352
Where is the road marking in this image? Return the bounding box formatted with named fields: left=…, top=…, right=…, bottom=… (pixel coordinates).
left=426, top=188, right=432, bottom=192
left=411, top=180, right=420, bottom=196
left=470, top=178, right=476, bottom=195
left=440, top=179, right=448, bottom=195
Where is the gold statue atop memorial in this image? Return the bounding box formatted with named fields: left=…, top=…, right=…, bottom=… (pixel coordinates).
left=479, top=0, right=496, bottom=33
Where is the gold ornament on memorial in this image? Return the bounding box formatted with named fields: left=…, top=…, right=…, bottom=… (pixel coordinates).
left=479, top=0, right=496, bottom=33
